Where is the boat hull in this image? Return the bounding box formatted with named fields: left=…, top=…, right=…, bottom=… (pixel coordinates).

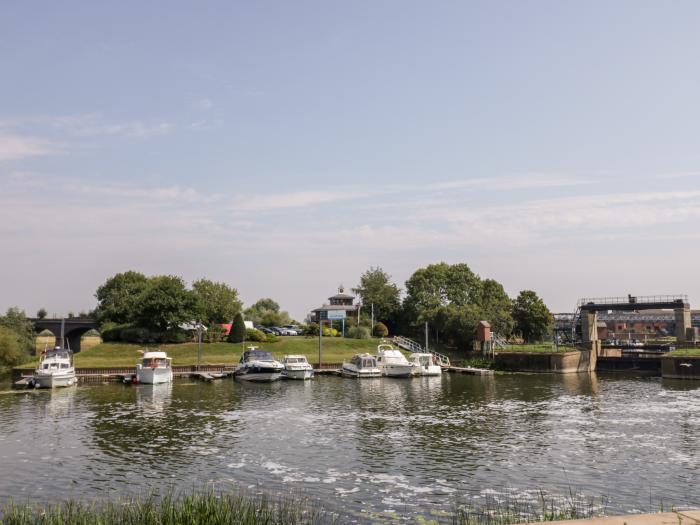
left=413, top=365, right=442, bottom=376
left=33, top=371, right=76, bottom=388
left=379, top=364, right=414, bottom=378
left=341, top=366, right=381, bottom=378
left=136, top=367, right=173, bottom=385
left=282, top=368, right=314, bottom=380
left=235, top=370, right=283, bottom=382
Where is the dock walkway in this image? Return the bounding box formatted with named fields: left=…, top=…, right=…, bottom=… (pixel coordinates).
left=541, top=511, right=700, bottom=525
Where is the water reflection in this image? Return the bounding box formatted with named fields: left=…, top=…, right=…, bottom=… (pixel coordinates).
left=1, top=374, right=700, bottom=517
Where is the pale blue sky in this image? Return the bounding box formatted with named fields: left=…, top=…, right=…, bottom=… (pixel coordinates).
left=2, top=1, right=700, bottom=320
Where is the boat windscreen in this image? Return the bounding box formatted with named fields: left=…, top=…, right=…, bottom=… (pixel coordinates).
left=244, top=350, right=273, bottom=361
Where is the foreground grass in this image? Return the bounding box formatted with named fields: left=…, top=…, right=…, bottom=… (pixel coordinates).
left=18, top=337, right=385, bottom=369
left=0, top=490, right=336, bottom=525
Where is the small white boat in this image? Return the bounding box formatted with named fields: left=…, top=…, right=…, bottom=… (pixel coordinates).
left=376, top=343, right=414, bottom=378
left=136, top=351, right=173, bottom=384
left=282, top=355, right=314, bottom=380
left=341, top=353, right=381, bottom=378
left=234, top=347, right=284, bottom=382
left=408, top=352, right=442, bottom=376
left=32, top=347, right=76, bottom=388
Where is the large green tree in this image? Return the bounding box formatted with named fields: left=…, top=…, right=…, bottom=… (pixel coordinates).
left=191, top=278, right=242, bottom=324
left=352, top=267, right=400, bottom=324
left=134, top=276, right=199, bottom=333
left=94, top=271, right=149, bottom=324
left=512, top=290, right=552, bottom=342
left=244, top=298, right=291, bottom=327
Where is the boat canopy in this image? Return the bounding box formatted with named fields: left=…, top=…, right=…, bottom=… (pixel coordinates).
left=242, top=349, right=275, bottom=362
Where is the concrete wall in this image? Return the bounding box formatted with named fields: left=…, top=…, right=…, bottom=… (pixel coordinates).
left=495, top=350, right=596, bottom=373
left=661, top=355, right=700, bottom=380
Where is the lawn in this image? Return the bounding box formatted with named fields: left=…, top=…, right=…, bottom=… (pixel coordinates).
left=500, top=343, right=577, bottom=353
left=667, top=348, right=700, bottom=357
left=19, top=336, right=385, bottom=369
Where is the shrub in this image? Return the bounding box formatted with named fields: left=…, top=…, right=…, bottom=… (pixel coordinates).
left=373, top=322, right=389, bottom=337
left=321, top=327, right=339, bottom=337
left=228, top=313, right=246, bottom=343
left=347, top=326, right=371, bottom=339
left=265, top=333, right=279, bottom=343
left=100, top=322, right=129, bottom=342
left=0, top=326, right=27, bottom=367
left=305, top=323, right=319, bottom=336
left=204, top=324, right=226, bottom=343
left=121, top=326, right=157, bottom=344
left=245, top=328, right=266, bottom=342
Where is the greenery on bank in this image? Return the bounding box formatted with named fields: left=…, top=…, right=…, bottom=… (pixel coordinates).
left=0, top=490, right=336, bottom=525
left=667, top=347, right=700, bottom=357
left=16, top=336, right=384, bottom=369
left=500, top=344, right=577, bottom=353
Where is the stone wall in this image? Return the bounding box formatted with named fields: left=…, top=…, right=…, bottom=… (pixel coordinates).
left=661, top=355, right=700, bottom=380
left=495, top=350, right=596, bottom=373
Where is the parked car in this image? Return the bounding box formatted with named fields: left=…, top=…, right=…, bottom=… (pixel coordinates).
left=257, top=326, right=274, bottom=334
left=268, top=327, right=284, bottom=336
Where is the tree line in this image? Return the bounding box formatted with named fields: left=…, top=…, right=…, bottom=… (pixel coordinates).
left=353, top=264, right=552, bottom=350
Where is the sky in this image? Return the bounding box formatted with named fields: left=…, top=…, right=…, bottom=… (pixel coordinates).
left=2, top=1, right=700, bottom=321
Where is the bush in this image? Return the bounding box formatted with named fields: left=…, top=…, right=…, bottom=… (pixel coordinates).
left=204, top=324, right=226, bottom=343
left=305, top=323, right=319, bottom=336
left=245, top=328, right=266, bottom=342
left=265, top=333, right=279, bottom=343
left=373, top=322, right=389, bottom=337
left=321, top=327, right=339, bottom=337
left=347, top=326, right=371, bottom=339
left=100, top=322, right=129, bottom=342
left=0, top=326, right=27, bottom=367
left=228, top=313, right=246, bottom=343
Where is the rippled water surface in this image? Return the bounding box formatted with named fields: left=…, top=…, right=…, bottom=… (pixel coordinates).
left=1, top=372, right=700, bottom=521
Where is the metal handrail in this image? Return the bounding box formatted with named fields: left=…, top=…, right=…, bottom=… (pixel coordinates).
left=392, top=336, right=451, bottom=368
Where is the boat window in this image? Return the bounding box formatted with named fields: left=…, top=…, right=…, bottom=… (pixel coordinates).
left=60, top=363, right=69, bottom=369
left=43, top=364, right=49, bottom=369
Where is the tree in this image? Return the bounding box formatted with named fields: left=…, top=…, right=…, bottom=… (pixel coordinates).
left=36, top=308, right=47, bottom=319
left=0, top=326, right=25, bottom=367
left=512, top=290, right=552, bottom=342
left=433, top=304, right=483, bottom=350
left=94, top=271, right=149, bottom=324
left=191, top=278, right=242, bottom=324
left=0, top=307, right=35, bottom=354
left=228, top=313, right=246, bottom=343
left=244, top=298, right=291, bottom=326
left=403, top=263, right=481, bottom=323
left=135, top=275, right=199, bottom=333
left=352, top=267, right=401, bottom=324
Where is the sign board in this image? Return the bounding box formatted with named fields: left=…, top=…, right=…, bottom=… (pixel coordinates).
left=326, top=310, right=347, bottom=320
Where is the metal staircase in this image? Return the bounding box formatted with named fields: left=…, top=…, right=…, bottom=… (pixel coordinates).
left=492, top=333, right=508, bottom=350
left=393, top=335, right=451, bottom=368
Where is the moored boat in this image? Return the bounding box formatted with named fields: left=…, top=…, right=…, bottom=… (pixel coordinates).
left=408, top=352, right=442, bottom=376
left=136, top=351, right=173, bottom=384
left=341, top=353, right=381, bottom=378
left=282, top=355, right=314, bottom=380
left=234, top=347, right=284, bottom=382
left=375, top=343, right=414, bottom=378
left=32, top=347, right=77, bottom=388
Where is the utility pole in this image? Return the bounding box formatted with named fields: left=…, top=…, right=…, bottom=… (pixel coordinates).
left=318, top=319, right=323, bottom=368
left=197, top=323, right=203, bottom=370
left=425, top=322, right=429, bottom=351
left=371, top=303, right=374, bottom=335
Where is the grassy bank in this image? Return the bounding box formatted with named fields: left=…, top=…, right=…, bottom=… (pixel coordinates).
left=0, top=490, right=335, bottom=525
left=502, top=344, right=577, bottom=353
left=17, top=337, right=385, bottom=369
left=667, top=347, right=700, bottom=357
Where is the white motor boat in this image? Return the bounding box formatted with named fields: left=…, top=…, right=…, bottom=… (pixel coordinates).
left=282, top=355, right=314, bottom=380
left=375, top=343, right=414, bottom=378
left=341, top=353, right=381, bottom=378
left=234, top=347, right=284, bottom=382
left=136, top=351, right=173, bottom=384
left=408, top=352, right=442, bottom=376
left=32, top=347, right=76, bottom=388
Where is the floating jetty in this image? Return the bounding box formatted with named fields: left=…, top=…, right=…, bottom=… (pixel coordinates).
left=447, top=366, right=494, bottom=376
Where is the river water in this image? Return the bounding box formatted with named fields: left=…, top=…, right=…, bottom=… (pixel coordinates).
left=1, top=372, right=699, bottom=522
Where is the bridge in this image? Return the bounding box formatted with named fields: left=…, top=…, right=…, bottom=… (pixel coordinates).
left=31, top=317, right=99, bottom=353
left=571, top=295, right=693, bottom=346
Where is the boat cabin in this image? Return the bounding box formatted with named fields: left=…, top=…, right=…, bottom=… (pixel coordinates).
left=241, top=348, right=275, bottom=362
left=283, top=355, right=309, bottom=364
left=350, top=354, right=377, bottom=369
left=141, top=352, right=171, bottom=368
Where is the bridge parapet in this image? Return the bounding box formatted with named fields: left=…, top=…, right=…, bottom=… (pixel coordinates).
left=578, top=295, right=689, bottom=311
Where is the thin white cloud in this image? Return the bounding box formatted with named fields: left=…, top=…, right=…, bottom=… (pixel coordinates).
left=428, top=173, right=591, bottom=191
left=0, top=134, right=61, bottom=161
left=233, top=190, right=360, bottom=211
left=0, top=114, right=175, bottom=139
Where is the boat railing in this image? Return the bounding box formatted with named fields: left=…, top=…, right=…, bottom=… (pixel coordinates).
left=393, top=335, right=451, bottom=368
